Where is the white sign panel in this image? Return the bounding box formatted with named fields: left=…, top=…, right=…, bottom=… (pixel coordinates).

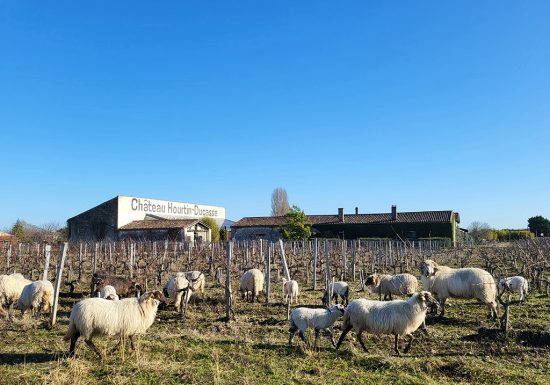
left=117, top=196, right=226, bottom=229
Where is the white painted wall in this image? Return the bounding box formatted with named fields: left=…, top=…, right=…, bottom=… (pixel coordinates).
left=117, top=196, right=226, bottom=229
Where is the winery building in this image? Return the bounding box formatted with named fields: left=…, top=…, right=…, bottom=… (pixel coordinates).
left=232, top=206, right=463, bottom=247
left=67, top=195, right=226, bottom=242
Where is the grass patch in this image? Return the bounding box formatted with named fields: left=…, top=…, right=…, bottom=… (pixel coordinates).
left=1, top=281, right=549, bottom=384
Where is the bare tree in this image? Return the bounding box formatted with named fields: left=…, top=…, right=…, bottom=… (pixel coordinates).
left=468, top=221, right=492, bottom=244
left=271, top=187, right=290, bottom=216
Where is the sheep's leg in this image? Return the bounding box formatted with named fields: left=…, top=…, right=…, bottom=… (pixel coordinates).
left=288, top=327, right=297, bottom=347
left=85, top=338, right=103, bottom=358
left=357, top=330, right=369, bottom=352
left=314, top=328, right=320, bottom=351
left=439, top=298, right=447, bottom=319
left=335, top=325, right=352, bottom=350
left=324, top=328, right=336, bottom=347
left=111, top=339, right=122, bottom=353
left=129, top=336, right=135, bottom=351
left=393, top=334, right=401, bottom=356
left=298, top=330, right=309, bottom=349
left=68, top=331, right=80, bottom=357
left=403, top=334, right=414, bottom=353
left=420, top=321, right=429, bottom=335
left=488, top=302, right=498, bottom=320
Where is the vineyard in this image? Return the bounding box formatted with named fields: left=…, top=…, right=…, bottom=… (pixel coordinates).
left=0, top=239, right=549, bottom=384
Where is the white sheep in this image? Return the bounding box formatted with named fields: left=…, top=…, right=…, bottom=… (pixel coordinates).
left=322, top=281, right=349, bottom=306
left=282, top=277, right=299, bottom=304
left=163, top=274, right=193, bottom=312
left=289, top=304, right=345, bottom=351
left=184, top=271, right=206, bottom=298
left=239, top=268, right=265, bottom=302
left=64, top=290, right=165, bottom=358
left=0, top=273, right=32, bottom=319
left=498, top=276, right=528, bottom=301
left=15, top=280, right=54, bottom=316
left=99, top=285, right=119, bottom=301
left=365, top=273, right=418, bottom=300
left=336, top=291, right=439, bottom=355
left=419, top=259, right=498, bottom=319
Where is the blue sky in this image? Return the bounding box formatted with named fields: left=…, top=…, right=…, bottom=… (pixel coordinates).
left=1, top=1, right=549, bottom=231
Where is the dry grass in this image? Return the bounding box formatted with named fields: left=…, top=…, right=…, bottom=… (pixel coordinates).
left=1, top=278, right=549, bottom=385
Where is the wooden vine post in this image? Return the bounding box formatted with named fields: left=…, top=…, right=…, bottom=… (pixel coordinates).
left=50, top=242, right=68, bottom=327
left=265, top=241, right=271, bottom=303
left=225, top=241, right=233, bottom=322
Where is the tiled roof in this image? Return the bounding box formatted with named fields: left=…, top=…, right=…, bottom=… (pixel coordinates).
left=232, top=211, right=458, bottom=228
left=119, top=219, right=204, bottom=231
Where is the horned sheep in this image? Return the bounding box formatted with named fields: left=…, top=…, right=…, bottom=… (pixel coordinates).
left=336, top=291, right=439, bottom=355
left=289, top=304, right=345, bottom=351
left=239, top=269, right=265, bottom=302
left=364, top=273, right=418, bottom=300
left=64, top=290, right=166, bottom=358
left=419, top=259, right=498, bottom=319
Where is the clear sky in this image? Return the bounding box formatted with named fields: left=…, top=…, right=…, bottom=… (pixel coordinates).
left=1, top=1, right=549, bottom=231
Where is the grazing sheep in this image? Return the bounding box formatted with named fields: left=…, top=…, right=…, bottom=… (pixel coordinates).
left=282, top=277, right=299, bottom=304
left=419, top=259, right=498, bottom=319
left=64, top=290, right=166, bottom=358
left=99, top=285, right=119, bottom=301
left=336, top=291, right=439, bottom=355
left=92, top=272, right=141, bottom=298
left=184, top=271, right=206, bottom=298
left=163, top=274, right=193, bottom=312
left=498, top=276, right=528, bottom=301
left=0, top=273, right=32, bottom=319
left=289, top=304, right=345, bottom=351
left=365, top=273, right=418, bottom=300
left=239, top=269, right=265, bottom=302
left=322, top=281, right=349, bottom=306
left=15, top=280, right=54, bottom=316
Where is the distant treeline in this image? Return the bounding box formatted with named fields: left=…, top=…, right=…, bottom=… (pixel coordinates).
left=489, top=229, right=534, bottom=241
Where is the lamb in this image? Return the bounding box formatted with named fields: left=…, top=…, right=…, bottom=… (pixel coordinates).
left=98, top=285, right=119, bottom=301
left=289, top=304, right=345, bottom=351
left=498, top=276, right=528, bottom=302
left=64, top=290, right=166, bottom=358
left=336, top=291, right=439, bottom=355
left=92, top=271, right=141, bottom=298
left=0, top=273, right=32, bottom=319
left=364, top=273, right=418, bottom=300
left=419, top=259, right=498, bottom=319
left=15, top=280, right=54, bottom=316
left=322, top=281, right=349, bottom=306
left=239, top=268, right=265, bottom=302
left=282, top=277, right=299, bottom=304
left=163, top=274, right=193, bottom=312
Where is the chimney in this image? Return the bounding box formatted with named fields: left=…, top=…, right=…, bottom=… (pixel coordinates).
left=391, top=205, right=397, bottom=220
left=355, top=207, right=359, bottom=215
left=338, top=208, right=345, bottom=223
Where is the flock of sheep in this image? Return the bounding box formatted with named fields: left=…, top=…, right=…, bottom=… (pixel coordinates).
left=0, top=258, right=530, bottom=358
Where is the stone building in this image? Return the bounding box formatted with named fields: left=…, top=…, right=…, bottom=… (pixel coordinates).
left=67, top=195, right=225, bottom=242
left=232, top=206, right=463, bottom=247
